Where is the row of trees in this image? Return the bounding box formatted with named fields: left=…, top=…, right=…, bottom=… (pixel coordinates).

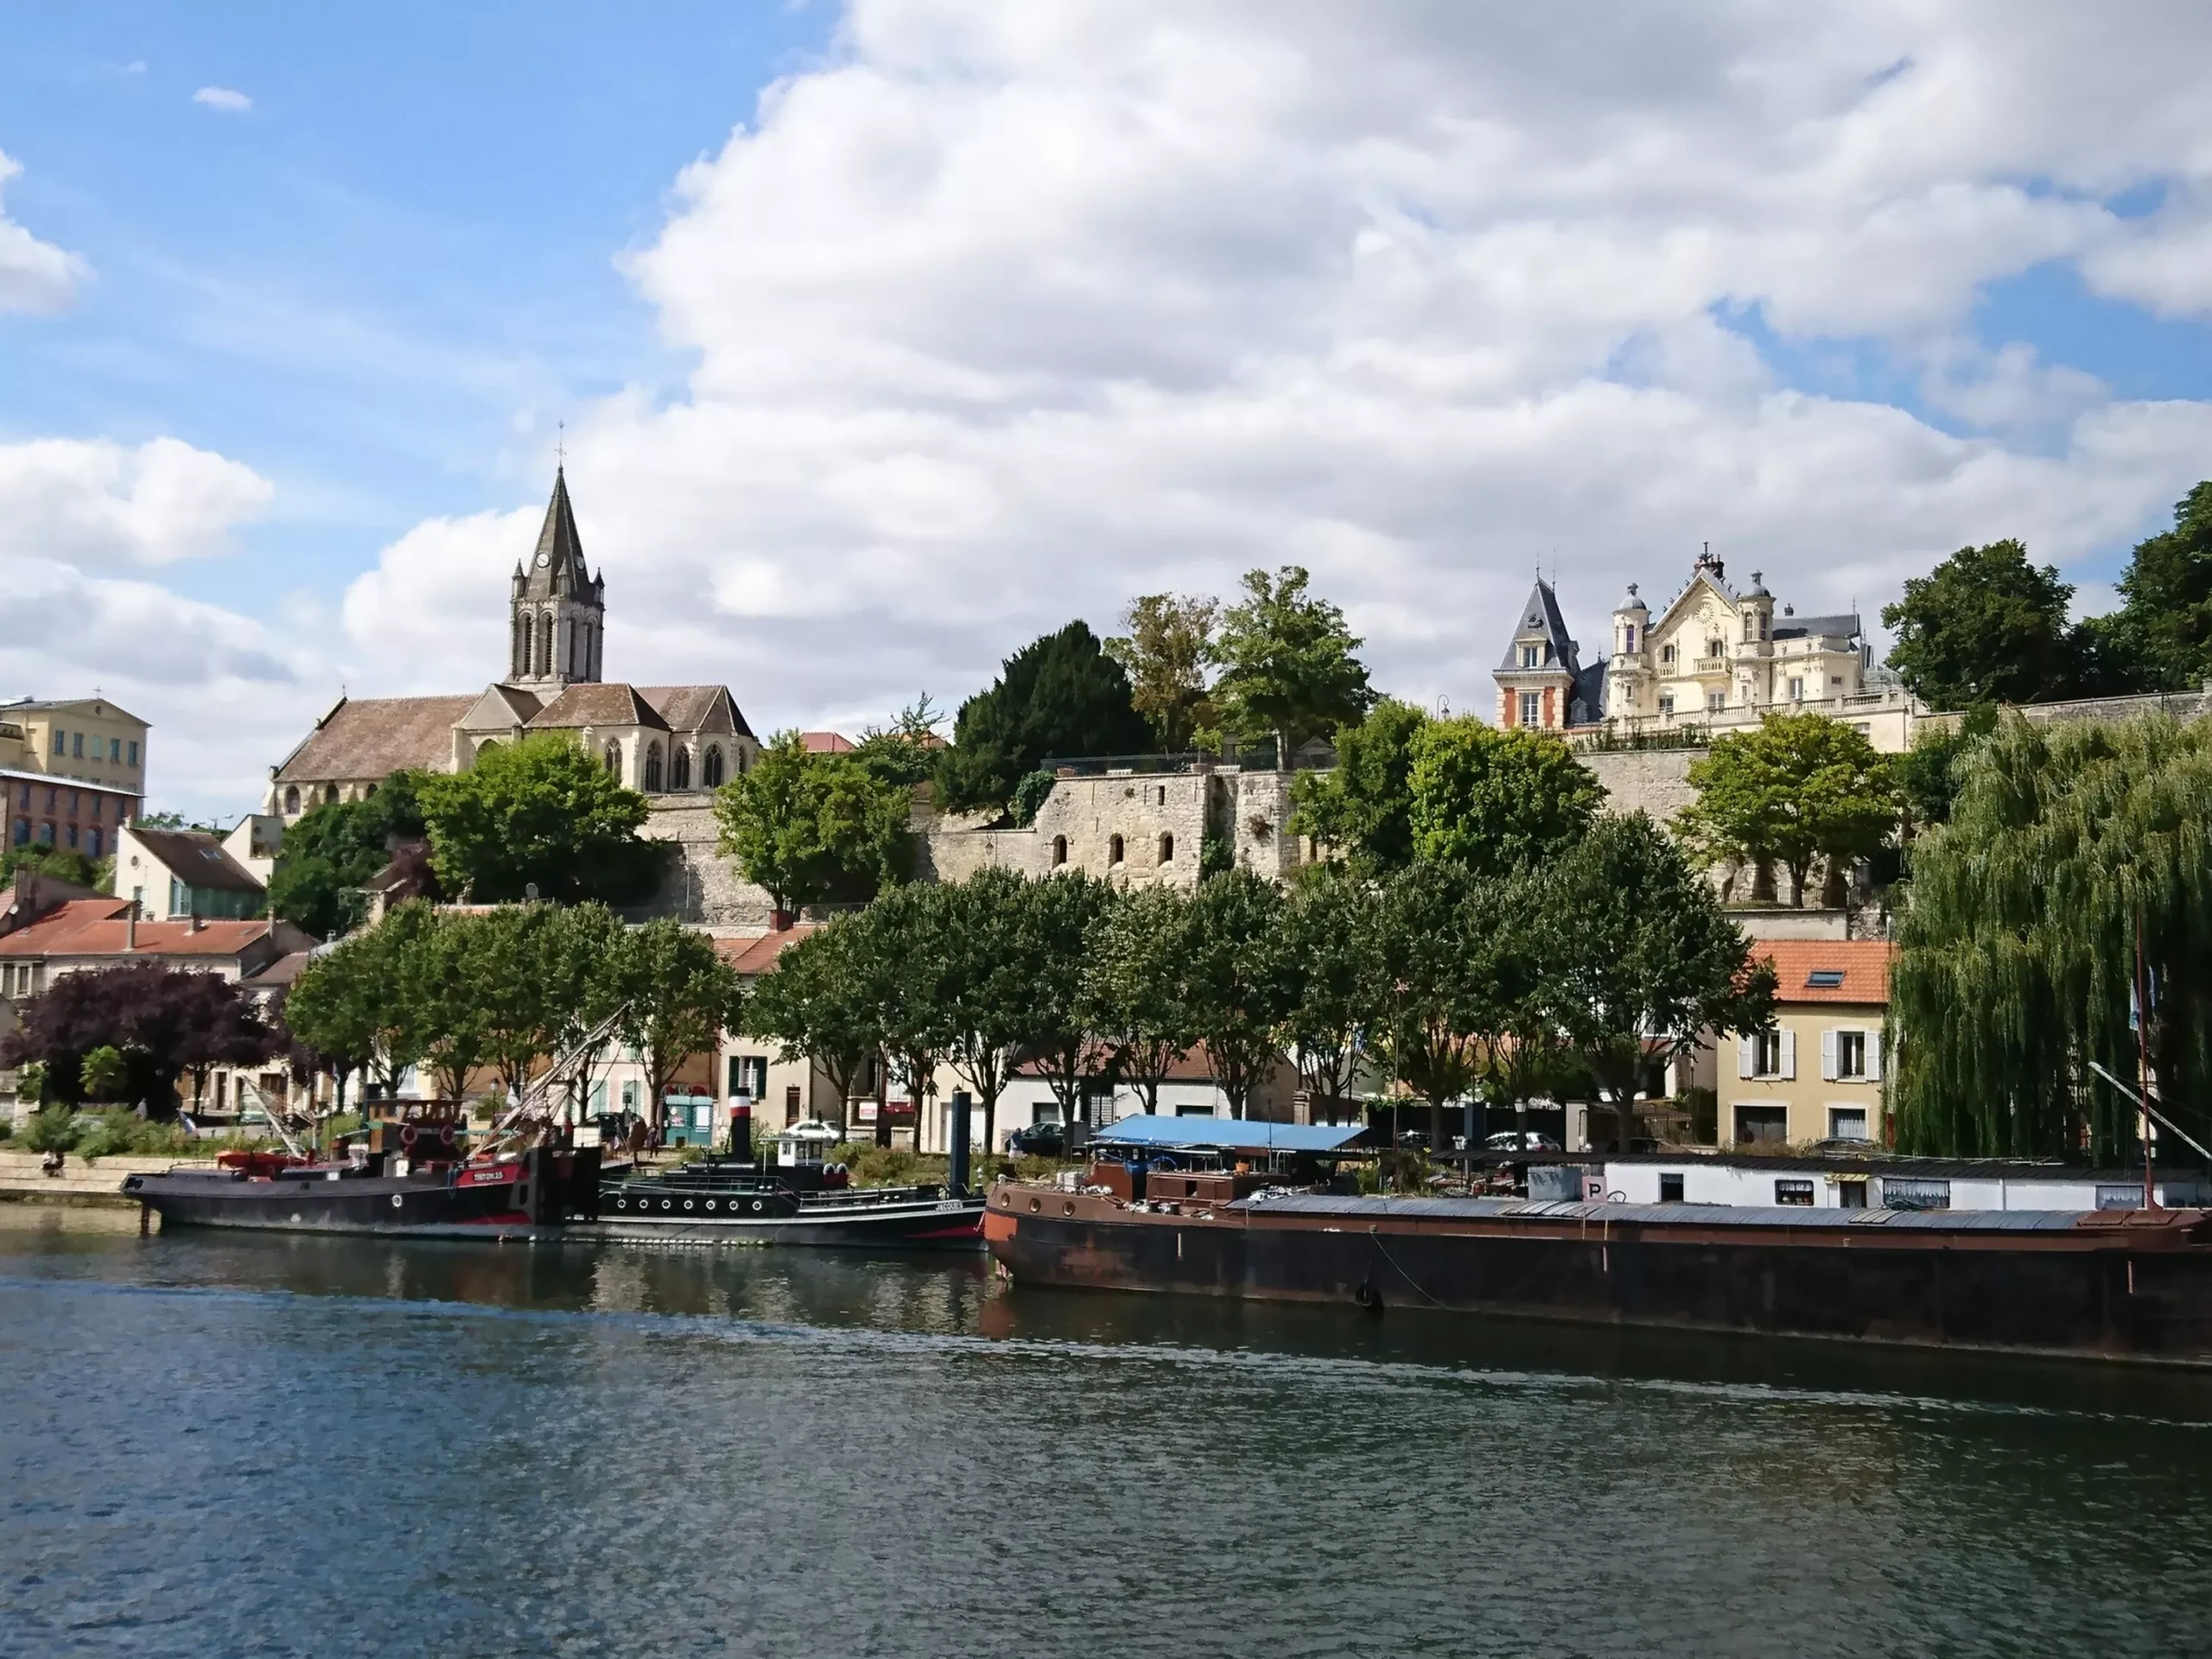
left=283, top=901, right=741, bottom=1121
left=1881, top=482, right=2212, bottom=710
left=750, top=816, right=1772, bottom=1154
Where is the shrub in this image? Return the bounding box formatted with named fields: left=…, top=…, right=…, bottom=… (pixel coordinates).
left=22, top=1104, right=81, bottom=1154
left=79, top=1045, right=128, bottom=1102
left=73, top=1111, right=196, bottom=1160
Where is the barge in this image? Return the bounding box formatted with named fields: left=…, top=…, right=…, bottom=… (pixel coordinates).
left=983, top=1174, right=2212, bottom=1363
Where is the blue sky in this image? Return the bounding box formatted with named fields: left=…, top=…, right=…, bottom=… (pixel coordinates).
left=1, top=1, right=831, bottom=622
left=6, top=3, right=2212, bottom=817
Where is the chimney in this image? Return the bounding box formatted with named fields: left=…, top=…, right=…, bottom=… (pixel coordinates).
left=124, top=903, right=137, bottom=951
left=190, top=914, right=205, bottom=934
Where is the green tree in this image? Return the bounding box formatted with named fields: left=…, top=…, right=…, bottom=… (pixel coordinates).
left=78, top=1045, right=127, bottom=1102
left=1677, top=712, right=1902, bottom=906
left=610, top=918, right=744, bottom=1132
left=468, top=902, right=624, bottom=1106
left=2101, top=482, right=2212, bottom=691
left=938, top=621, right=1153, bottom=812
left=1370, top=861, right=1509, bottom=1152
left=858, top=882, right=955, bottom=1148
left=1881, top=539, right=2093, bottom=709
left=1017, top=871, right=1120, bottom=1130
left=1211, top=565, right=1374, bottom=756
left=1289, top=698, right=1429, bottom=875
left=267, top=772, right=429, bottom=938
left=1541, top=815, right=1774, bottom=1152
left=746, top=912, right=887, bottom=1132
left=1179, top=867, right=1293, bottom=1119
left=1893, top=704, right=1999, bottom=835
left=283, top=901, right=442, bottom=1102
left=1106, top=593, right=1220, bottom=751
left=416, top=733, right=658, bottom=905
left=409, top=909, right=497, bottom=1104
left=1408, top=719, right=1602, bottom=877
left=1274, top=863, right=1381, bottom=1109
left=1084, top=882, right=1195, bottom=1116
left=934, top=868, right=1048, bottom=1154
left=715, top=733, right=914, bottom=918
left=1891, top=714, right=2212, bottom=1162
left=0, top=844, right=101, bottom=891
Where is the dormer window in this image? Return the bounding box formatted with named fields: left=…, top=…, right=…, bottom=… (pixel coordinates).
left=1661, top=644, right=1675, bottom=664
left=1521, top=644, right=1541, bottom=669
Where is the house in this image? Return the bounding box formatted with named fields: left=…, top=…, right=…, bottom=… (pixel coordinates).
left=3, top=770, right=142, bottom=861
left=1720, top=938, right=1893, bottom=1148
left=262, top=468, right=760, bottom=822
left=112, top=823, right=265, bottom=921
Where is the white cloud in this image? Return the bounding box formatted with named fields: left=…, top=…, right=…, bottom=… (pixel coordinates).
left=0, top=149, right=87, bottom=313
left=0, top=436, right=273, bottom=568
left=192, top=86, right=252, bottom=113
left=300, top=3, right=2212, bottom=760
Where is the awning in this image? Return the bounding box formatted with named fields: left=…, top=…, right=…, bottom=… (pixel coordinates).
left=1089, top=1115, right=1368, bottom=1155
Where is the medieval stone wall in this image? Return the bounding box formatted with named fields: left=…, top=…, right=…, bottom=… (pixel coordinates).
left=638, top=797, right=778, bottom=930
left=1579, top=747, right=1700, bottom=823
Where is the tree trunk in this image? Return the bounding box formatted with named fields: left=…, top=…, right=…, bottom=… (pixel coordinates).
left=1429, top=1093, right=1446, bottom=1156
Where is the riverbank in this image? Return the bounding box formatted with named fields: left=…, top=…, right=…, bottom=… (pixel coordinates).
left=0, top=1148, right=205, bottom=1208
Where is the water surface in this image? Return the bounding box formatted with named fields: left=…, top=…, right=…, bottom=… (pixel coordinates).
left=2, top=1210, right=2207, bottom=1657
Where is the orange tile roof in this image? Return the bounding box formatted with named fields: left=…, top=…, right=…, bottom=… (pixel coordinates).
left=799, top=731, right=855, bottom=753
left=1749, top=938, right=1893, bottom=1004
left=0, top=899, right=280, bottom=960
left=715, top=925, right=822, bottom=976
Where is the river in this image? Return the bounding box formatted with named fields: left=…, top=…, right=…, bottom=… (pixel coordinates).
left=2, top=1208, right=2208, bottom=1657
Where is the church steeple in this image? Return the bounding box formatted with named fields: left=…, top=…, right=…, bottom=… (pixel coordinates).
left=507, top=467, right=606, bottom=688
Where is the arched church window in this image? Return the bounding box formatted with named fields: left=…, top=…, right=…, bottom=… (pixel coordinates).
left=512, top=618, right=525, bottom=679
left=671, top=747, right=691, bottom=791
left=325, top=785, right=340, bottom=804
left=604, top=741, right=622, bottom=776
left=476, top=739, right=500, bottom=764
left=702, top=747, right=724, bottom=788
left=284, top=785, right=300, bottom=814
left=644, top=743, right=663, bottom=792
left=539, top=613, right=555, bottom=677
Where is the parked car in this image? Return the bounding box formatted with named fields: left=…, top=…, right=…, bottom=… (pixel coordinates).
left=1008, top=1122, right=1069, bottom=1157
left=1484, top=1130, right=1562, bottom=1153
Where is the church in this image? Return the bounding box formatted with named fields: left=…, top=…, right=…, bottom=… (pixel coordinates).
left=264, top=470, right=759, bottom=822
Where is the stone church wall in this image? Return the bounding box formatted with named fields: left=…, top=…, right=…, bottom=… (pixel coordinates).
left=1580, top=747, right=1701, bottom=824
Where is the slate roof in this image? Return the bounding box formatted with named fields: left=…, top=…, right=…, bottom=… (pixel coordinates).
left=273, top=696, right=474, bottom=783
left=129, top=828, right=264, bottom=894
left=515, top=468, right=596, bottom=601
left=1750, top=939, right=1893, bottom=1004
left=1771, top=613, right=1862, bottom=643
left=1495, top=578, right=1582, bottom=677
left=527, top=683, right=671, bottom=732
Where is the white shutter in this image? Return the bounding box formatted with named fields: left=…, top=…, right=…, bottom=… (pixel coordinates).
left=1865, top=1031, right=1883, bottom=1083
left=1738, top=1036, right=1755, bottom=1079
left=1821, top=1029, right=1838, bottom=1082
left=1780, top=1030, right=1796, bottom=1081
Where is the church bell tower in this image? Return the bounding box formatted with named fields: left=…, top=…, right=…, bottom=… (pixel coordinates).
left=508, top=467, right=605, bottom=689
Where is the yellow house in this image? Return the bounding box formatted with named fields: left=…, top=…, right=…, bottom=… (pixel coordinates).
left=0, top=696, right=149, bottom=798
left=1721, top=939, right=1892, bottom=1147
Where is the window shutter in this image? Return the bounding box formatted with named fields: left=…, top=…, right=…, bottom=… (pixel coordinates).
left=1866, top=1031, right=1883, bottom=1083
left=1781, top=1031, right=1796, bottom=1081
left=1821, top=1029, right=1838, bottom=1082
left=1738, top=1037, right=1754, bottom=1079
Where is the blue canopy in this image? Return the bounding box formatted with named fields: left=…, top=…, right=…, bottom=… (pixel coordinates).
left=1089, top=1115, right=1367, bottom=1155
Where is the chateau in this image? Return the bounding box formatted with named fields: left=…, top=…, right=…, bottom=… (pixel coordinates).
left=264, top=470, right=759, bottom=822
left=1494, top=548, right=1901, bottom=747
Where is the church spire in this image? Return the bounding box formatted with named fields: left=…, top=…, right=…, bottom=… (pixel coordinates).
left=507, top=467, right=606, bottom=689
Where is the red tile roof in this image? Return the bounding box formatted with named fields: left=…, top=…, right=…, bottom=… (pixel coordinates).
left=799, top=731, right=855, bottom=753
left=715, top=925, right=822, bottom=976
left=1750, top=939, right=1893, bottom=1005
left=0, top=899, right=291, bottom=961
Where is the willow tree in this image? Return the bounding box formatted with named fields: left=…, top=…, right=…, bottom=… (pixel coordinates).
left=1891, top=714, right=2212, bottom=1163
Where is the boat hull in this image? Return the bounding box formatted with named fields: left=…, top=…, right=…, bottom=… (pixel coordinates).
left=122, top=1170, right=533, bottom=1238
left=984, top=1187, right=2212, bottom=1363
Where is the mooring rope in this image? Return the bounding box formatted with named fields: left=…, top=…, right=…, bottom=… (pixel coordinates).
left=1367, top=1225, right=1446, bottom=1306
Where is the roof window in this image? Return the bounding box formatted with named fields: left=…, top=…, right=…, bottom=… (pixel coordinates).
left=1806, top=969, right=1846, bottom=988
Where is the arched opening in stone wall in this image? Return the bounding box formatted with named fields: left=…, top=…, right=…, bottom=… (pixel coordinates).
left=603, top=741, right=622, bottom=776
left=644, top=742, right=663, bottom=792
left=1158, top=833, right=1174, bottom=865
left=671, top=747, right=691, bottom=791
left=1108, top=834, right=1124, bottom=865
left=702, top=746, right=724, bottom=787
left=1052, top=836, right=1068, bottom=867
